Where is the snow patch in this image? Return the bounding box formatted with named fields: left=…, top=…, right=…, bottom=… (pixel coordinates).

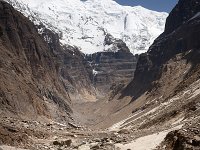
left=116, top=131, right=168, bottom=150
left=115, top=125, right=183, bottom=150
left=172, top=117, right=184, bottom=125
left=92, top=69, right=100, bottom=76
left=189, top=12, right=200, bottom=21
left=108, top=110, right=143, bottom=131
left=78, top=144, right=90, bottom=150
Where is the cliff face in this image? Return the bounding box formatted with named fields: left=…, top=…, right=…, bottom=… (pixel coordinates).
left=165, top=0, right=200, bottom=34
left=86, top=35, right=138, bottom=95
left=120, top=0, right=200, bottom=101
left=0, top=0, right=96, bottom=122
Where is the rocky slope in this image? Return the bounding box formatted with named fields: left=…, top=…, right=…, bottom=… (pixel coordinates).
left=5, top=0, right=167, bottom=54
left=0, top=1, right=138, bottom=148
left=0, top=0, right=97, bottom=124
left=120, top=0, right=200, bottom=101
left=0, top=0, right=138, bottom=126
left=109, top=0, right=200, bottom=149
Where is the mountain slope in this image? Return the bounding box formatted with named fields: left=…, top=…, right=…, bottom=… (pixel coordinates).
left=120, top=0, right=200, bottom=101
left=0, top=0, right=97, bottom=123
left=107, top=0, right=200, bottom=149
left=5, top=0, right=168, bottom=54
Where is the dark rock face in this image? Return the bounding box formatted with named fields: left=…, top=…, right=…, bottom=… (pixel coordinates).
left=157, top=127, right=200, bottom=150
left=165, top=0, right=200, bottom=34
left=0, top=0, right=96, bottom=121
left=85, top=33, right=138, bottom=96
left=36, top=24, right=96, bottom=102
left=120, top=0, right=200, bottom=101
left=104, top=33, right=130, bottom=53
left=86, top=49, right=138, bottom=95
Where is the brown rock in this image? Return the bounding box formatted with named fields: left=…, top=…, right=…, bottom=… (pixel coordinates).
left=53, top=139, right=72, bottom=147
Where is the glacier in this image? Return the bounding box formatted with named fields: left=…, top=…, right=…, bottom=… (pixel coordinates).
left=5, top=0, right=168, bottom=54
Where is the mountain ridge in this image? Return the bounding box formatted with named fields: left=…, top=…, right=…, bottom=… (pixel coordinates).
left=5, top=0, right=168, bottom=54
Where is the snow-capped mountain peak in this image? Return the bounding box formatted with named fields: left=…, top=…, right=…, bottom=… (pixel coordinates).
left=5, top=0, right=168, bottom=54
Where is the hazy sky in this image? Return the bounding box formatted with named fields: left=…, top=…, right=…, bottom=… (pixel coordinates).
left=114, top=0, right=179, bottom=12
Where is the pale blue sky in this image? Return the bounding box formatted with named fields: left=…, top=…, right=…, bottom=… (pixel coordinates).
left=114, top=0, right=178, bottom=12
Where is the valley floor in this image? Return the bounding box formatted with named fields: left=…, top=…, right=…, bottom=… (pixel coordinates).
left=1, top=77, right=200, bottom=150
left=0, top=116, right=184, bottom=150
left=0, top=96, right=199, bottom=150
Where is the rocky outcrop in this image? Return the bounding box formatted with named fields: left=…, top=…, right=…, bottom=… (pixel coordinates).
left=103, top=33, right=130, bottom=53
left=86, top=35, right=138, bottom=95
left=157, top=125, right=200, bottom=150
left=120, top=0, right=200, bottom=101
left=165, top=0, right=200, bottom=34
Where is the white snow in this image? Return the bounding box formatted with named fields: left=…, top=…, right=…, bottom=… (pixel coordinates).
left=188, top=87, right=200, bottom=99
left=116, top=131, right=167, bottom=150
left=115, top=125, right=183, bottom=150
left=108, top=110, right=143, bottom=131
left=189, top=12, right=200, bottom=21
left=172, top=117, right=184, bottom=125
left=108, top=118, right=128, bottom=131
left=6, top=0, right=168, bottom=54
left=92, top=69, right=100, bottom=76
left=78, top=144, right=90, bottom=150
left=52, top=121, right=68, bottom=127
left=174, top=79, right=200, bottom=100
